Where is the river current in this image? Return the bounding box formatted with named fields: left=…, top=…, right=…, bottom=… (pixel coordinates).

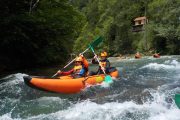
left=0, top=56, right=180, bottom=120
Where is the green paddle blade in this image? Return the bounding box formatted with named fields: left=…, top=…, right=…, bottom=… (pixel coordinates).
left=175, top=94, right=180, bottom=109
left=90, top=36, right=103, bottom=48
left=104, top=75, right=113, bottom=83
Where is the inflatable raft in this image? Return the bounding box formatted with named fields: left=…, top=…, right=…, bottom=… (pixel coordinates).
left=153, top=53, right=160, bottom=58
left=23, top=70, right=119, bottom=94
left=135, top=53, right=141, bottom=59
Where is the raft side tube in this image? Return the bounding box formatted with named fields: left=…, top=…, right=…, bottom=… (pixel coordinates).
left=23, top=76, right=57, bottom=93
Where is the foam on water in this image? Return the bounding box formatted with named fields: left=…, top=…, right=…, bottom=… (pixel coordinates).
left=1, top=73, right=27, bottom=81
left=140, top=60, right=180, bottom=71
left=141, top=63, right=175, bottom=70
left=1, top=56, right=180, bottom=120
left=100, top=82, right=111, bottom=88
left=0, top=73, right=26, bottom=95
left=0, top=113, right=14, bottom=120
left=4, top=86, right=178, bottom=120
left=17, top=97, right=180, bottom=120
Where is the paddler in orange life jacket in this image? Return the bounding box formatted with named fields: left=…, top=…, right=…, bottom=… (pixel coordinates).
left=89, top=51, right=111, bottom=75
left=57, top=55, right=89, bottom=78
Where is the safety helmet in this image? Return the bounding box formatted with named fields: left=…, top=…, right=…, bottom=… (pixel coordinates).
left=100, top=52, right=107, bottom=57
left=75, top=56, right=83, bottom=62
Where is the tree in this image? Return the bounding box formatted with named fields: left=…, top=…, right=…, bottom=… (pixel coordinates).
left=0, top=0, right=85, bottom=71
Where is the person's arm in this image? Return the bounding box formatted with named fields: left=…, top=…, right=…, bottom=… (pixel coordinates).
left=91, top=55, right=99, bottom=64
left=82, top=56, right=89, bottom=69
left=58, top=69, right=74, bottom=76
left=91, top=58, right=98, bottom=64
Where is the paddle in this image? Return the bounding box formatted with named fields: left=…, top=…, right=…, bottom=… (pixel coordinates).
left=89, top=45, right=112, bottom=83
left=175, top=94, right=180, bottom=109
left=52, top=36, right=103, bottom=77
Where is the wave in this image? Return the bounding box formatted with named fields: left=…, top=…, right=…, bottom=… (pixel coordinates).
left=140, top=60, right=180, bottom=71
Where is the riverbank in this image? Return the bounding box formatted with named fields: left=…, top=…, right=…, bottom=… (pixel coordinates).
left=111, top=52, right=170, bottom=60
left=1, top=54, right=179, bottom=78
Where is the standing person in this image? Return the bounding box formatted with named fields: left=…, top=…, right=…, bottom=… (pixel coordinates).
left=56, top=55, right=88, bottom=78
left=89, top=51, right=111, bottom=75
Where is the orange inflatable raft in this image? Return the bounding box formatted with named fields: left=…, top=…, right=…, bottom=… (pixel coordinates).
left=153, top=53, right=160, bottom=58
left=23, top=70, right=119, bottom=94
left=135, top=52, right=142, bottom=59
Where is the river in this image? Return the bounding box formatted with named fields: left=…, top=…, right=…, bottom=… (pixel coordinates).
left=0, top=55, right=180, bottom=120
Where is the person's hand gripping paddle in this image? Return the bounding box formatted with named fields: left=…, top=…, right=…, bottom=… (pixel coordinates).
left=89, top=46, right=112, bottom=83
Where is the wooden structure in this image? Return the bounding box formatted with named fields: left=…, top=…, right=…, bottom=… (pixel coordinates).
left=132, top=16, right=148, bottom=32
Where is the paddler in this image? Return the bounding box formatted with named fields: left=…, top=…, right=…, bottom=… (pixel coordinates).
left=56, top=54, right=89, bottom=78
left=89, top=51, right=115, bottom=75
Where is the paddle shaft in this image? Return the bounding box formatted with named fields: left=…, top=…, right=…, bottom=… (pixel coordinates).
left=90, top=46, right=107, bottom=75
left=52, top=36, right=103, bottom=78
left=62, top=47, right=89, bottom=69
left=52, top=47, right=89, bottom=77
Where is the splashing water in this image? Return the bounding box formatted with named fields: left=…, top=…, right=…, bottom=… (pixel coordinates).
left=0, top=55, right=180, bottom=120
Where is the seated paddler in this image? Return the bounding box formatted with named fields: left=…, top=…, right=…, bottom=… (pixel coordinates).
left=56, top=54, right=89, bottom=78
left=89, top=51, right=116, bottom=75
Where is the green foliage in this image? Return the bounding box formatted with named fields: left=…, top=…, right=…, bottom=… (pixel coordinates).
left=0, top=0, right=85, bottom=71
left=1, top=0, right=180, bottom=72
left=73, top=0, right=180, bottom=55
